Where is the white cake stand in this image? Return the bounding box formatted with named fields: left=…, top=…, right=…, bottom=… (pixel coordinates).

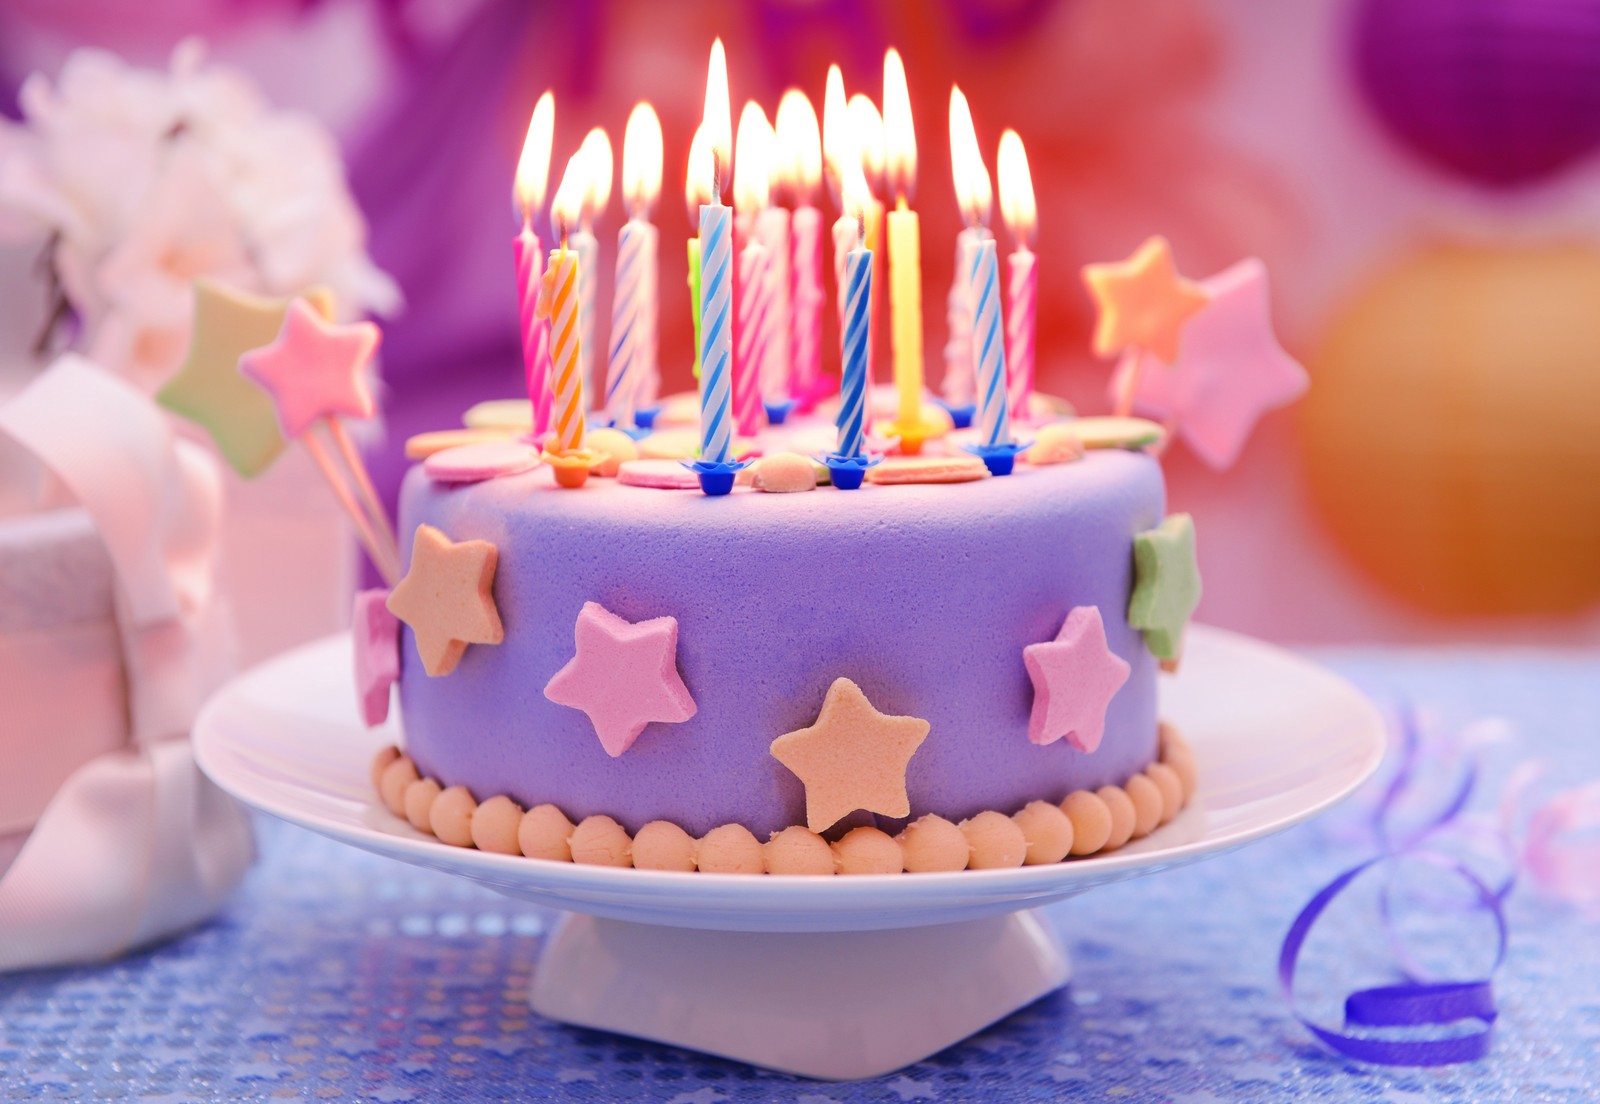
left=194, top=625, right=1385, bottom=1080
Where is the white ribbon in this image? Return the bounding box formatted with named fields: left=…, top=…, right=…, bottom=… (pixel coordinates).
left=0, top=354, right=253, bottom=971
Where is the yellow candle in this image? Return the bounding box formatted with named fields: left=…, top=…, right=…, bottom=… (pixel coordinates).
left=888, top=200, right=922, bottom=427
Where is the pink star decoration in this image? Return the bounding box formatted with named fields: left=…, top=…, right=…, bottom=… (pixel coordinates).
left=1110, top=258, right=1308, bottom=470
left=544, top=602, right=698, bottom=758
left=239, top=297, right=382, bottom=439
left=1022, top=606, right=1131, bottom=752
left=353, top=588, right=400, bottom=727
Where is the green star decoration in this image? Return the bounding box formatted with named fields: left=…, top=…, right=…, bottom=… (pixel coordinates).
left=1128, top=513, right=1201, bottom=662
left=157, top=280, right=333, bottom=478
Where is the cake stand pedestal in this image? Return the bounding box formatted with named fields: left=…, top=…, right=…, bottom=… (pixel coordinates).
left=530, top=911, right=1069, bottom=1079
left=194, top=626, right=1385, bottom=1081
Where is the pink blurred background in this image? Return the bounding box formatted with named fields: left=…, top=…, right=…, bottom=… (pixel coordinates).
left=4, top=0, right=1598, bottom=650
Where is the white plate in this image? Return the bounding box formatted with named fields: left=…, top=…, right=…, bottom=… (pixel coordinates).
left=194, top=625, right=1385, bottom=935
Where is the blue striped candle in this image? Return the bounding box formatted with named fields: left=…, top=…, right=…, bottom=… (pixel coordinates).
left=837, top=244, right=873, bottom=458
left=698, top=202, right=734, bottom=464
left=970, top=235, right=1011, bottom=448
left=604, top=218, right=654, bottom=426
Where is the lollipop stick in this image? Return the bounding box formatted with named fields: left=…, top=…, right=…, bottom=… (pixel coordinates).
left=324, top=417, right=400, bottom=567
left=1113, top=347, right=1144, bottom=418
left=302, top=432, right=400, bottom=586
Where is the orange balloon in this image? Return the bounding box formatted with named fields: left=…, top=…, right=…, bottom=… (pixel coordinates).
left=1300, top=243, right=1600, bottom=618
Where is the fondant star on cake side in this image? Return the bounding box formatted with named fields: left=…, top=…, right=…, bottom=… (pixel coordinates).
left=386, top=525, right=504, bottom=677
left=1082, top=235, right=1209, bottom=364
left=1023, top=606, right=1130, bottom=752
left=770, top=678, right=931, bottom=833
left=544, top=602, right=697, bottom=758
left=1129, top=513, right=1202, bottom=664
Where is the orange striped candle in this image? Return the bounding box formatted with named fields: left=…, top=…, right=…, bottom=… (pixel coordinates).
left=537, top=246, right=585, bottom=452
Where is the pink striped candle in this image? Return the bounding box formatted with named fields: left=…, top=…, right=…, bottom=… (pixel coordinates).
left=755, top=205, right=791, bottom=405
left=514, top=221, right=554, bottom=438
left=791, top=204, right=825, bottom=401
left=1006, top=247, right=1036, bottom=419
left=734, top=237, right=774, bottom=435
left=942, top=226, right=983, bottom=405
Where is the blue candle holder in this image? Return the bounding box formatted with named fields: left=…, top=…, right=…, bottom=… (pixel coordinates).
left=603, top=418, right=653, bottom=441
left=683, top=457, right=750, bottom=497
left=633, top=405, right=663, bottom=430
left=963, top=441, right=1030, bottom=477
left=935, top=398, right=978, bottom=429
left=762, top=398, right=799, bottom=426
left=818, top=452, right=882, bottom=491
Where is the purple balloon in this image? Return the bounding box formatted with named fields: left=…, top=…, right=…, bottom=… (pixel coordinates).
left=1352, top=0, right=1600, bottom=187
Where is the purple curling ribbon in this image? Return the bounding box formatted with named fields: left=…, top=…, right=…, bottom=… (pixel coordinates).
left=1279, top=705, right=1512, bottom=1067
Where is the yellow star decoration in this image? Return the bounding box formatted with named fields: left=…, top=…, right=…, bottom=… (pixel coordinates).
left=157, top=280, right=335, bottom=478
left=770, top=678, right=931, bottom=833
left=1081, top=235, right=1209, bottom=365
left=386, top=525, right=505, bottom=677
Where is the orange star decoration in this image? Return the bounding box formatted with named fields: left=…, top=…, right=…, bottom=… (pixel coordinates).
left=1082, top=235, right=1209, bottom=364
left=385, top=525, right=504, bottom=677
left=770, top=678, right=931, bottom=833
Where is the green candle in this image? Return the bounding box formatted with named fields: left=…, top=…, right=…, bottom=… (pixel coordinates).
left=688, top=236, right=703, bottom=379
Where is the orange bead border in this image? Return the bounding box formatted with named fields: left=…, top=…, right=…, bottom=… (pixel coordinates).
left=370, top=724, right=1197, bottom=875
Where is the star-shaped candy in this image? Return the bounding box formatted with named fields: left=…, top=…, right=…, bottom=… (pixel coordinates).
left=239, top=297, right=381, bottom=439
left=770, top=678, right=931, bottom=833
left=353, top=588, right=400, bottom=726
left=1128, top=513, right=1201, bottom=664
left=1082, top=235, right=1209, bottom=364
left=386, top=525, right=504, bottom=677
left=157, top=281, right=335, bottom=477
left=544, top=602, right=698, bottom=757
left=1111, top=259, right=1308, bottom=470
left=1022, top=606, right=1131, bottom=752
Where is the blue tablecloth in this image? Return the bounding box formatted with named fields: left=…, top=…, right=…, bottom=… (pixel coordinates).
left=3, top=649, right=1598, bottom=1102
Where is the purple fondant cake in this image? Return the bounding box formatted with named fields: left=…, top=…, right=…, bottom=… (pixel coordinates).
left=389, top=442, right=1173, bottom=839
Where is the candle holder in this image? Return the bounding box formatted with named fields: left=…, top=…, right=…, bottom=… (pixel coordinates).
left=876, top=415, right=946, bottom=457
left=818, top=452, right=882, bottom=491
left=935, top=399, right=977, bottom=430
left=633, top=405, right=663, bottom=430
left=541, top=447, right=600, bottom=489
left=963, top=441, right=1030, bottom=477
left=683, top=457, right=750, bottom=497
left=762, top=398, right=798, bottom=426
left=604, top=419, right=654, bottom=442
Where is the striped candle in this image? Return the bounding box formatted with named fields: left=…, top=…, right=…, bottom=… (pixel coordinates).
left=942, top=226, right=984, bottom=405
left=698, top=203, right=734, bottom=464
left=755, top=206, right=791, bottom=403
left=838, top=243, right=873, bottom=457
left=969, top=236, right=1010, bottom=448
left=832, top=213, right=859, bottom=334
left=1006, top=247, right=1037, bottom=421
left=573, top=228, right=600, bottom=400
left=540, top=248, right=586, bottom=452
left=605, top=218, right=655, bottom=426
left=734, top=237, right=773, bottom=435
left=790, top=205, right=824, bottom=399
left=513, top=223, right=554, bottom=438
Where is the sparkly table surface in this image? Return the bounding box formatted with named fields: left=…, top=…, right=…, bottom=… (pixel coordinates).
left=3, top=649, right=1598, bottom=1103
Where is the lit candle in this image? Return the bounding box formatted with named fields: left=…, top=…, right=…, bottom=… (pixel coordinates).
left=733, top=102, right=776, bottom=437
left=849, top=93, right=887, bottom=390
left=685, top=125, right=711, bottom=380
left=828, top=153, right=876, bottom=492
left=951, top=85, right=1016, bottom=473
left=881, top=48, right=935, bottom=453
left=535, top=152, right=595, bottom=487
left=775, top=89, right=825, bottom=408
left=605, top=103, right=662, bottom=430
left=573, top=127, right=612, bottom=402
left=693, top=39, right=741, bottom=494
left=512, top=92, right=555, bottom=442
left=998, top=129, right=1038, bottom=424
left=943, top=87, right=992, bottom=415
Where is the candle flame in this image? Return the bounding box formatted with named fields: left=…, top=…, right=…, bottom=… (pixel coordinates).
left=847, top=94, right=885, bottom=194
left=702, top=38, right=732, bottom=197
left=513, top=90, right=555, bottom=219
left=997, top=129, right=1036, bottom=248
left=949, top=85, right=992, bottom=226
left=734, top=101, right=773, bottom=212
left=775, top=89, right=821, bottom=204
left=821, top=64, right=848, bottom=205
left=622, top=102, right=663, bottom=215
left=551, top=148, right=587, bottom=239
left=579, top=127, right=613, bottom=223
left=685, top=124, right=713, bottom=220
left=882, top=49, right=916, bottom=202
